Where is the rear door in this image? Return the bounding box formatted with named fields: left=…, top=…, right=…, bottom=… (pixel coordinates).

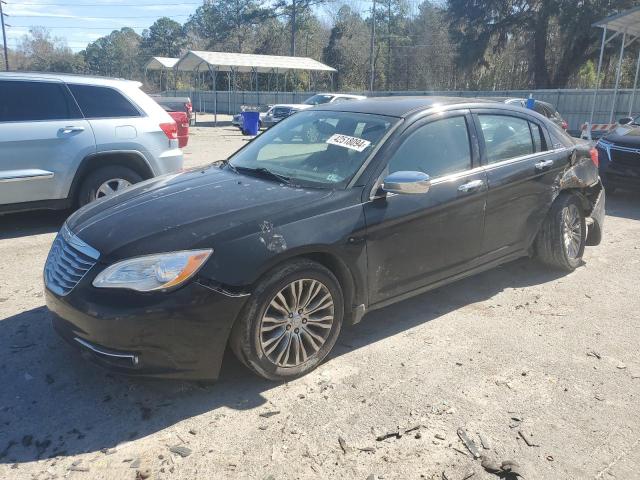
left=0, top=79, right=95, bottom=205
left=363, top=111, right=488, bottom=304
left=473, top=110, right=571, bottom=260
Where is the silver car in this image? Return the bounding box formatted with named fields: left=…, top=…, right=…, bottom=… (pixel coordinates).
left=0, top=72, right=183, bottom=214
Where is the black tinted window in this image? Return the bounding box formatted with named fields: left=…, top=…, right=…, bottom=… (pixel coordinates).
left=478, top=115, right=534, bottom=163
left=68, top=84, right=140, bottom=118
left=388, top=116, right=472, bottom=178
left=530, top=122, right=546, bottom=152
left=0, top=80, right=81, bottom=122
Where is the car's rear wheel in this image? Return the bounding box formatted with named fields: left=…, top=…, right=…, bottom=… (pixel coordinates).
left=535, top=194, right=586, bottom=271
left=78, top=165, right=142, bottom=206
left=230, top=259, right=343, bottom=381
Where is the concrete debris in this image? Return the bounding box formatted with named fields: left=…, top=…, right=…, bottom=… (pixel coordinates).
left=457, top=428, right=481, bottom=459
left=587, top=351, right=601, bottom=359
left=136, top=468, right=152, bottom=480
left=509, top=417, right=522, bottom=429
left=375, top=424, right=421, bottom=441
left=518, top=430, right=539, bottom=447
left=188, top=429, right=197, bottom=435
left=481, top=457, right=524, bottom=479
left=169, top=445, right=192, bottom=457
left=130, top=458, right=141, bottom=469
left=478, top=433, right=491, bottom=450
left=338, top=436, right=350, bottom=454
left=435, top=433, right=446, bottom=440
left=259, top=411, right=281, bottom=418
left=617, top=363, right=627, bottom=370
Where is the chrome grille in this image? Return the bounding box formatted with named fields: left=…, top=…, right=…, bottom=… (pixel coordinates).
left=44, top=225, right=100, bottom=296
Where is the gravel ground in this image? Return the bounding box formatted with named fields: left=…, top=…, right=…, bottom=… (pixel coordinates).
left=1, top=120, right=639, bottom=480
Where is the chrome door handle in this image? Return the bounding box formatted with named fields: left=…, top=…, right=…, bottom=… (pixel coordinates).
left=535, top=159, right=554, bottom=170
left=61, top=126, right=85, bottom=134
left=458, top=179, right=485, bottom=193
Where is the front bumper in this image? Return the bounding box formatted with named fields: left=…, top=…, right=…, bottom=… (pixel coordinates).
left=46, top=280, right=248, bottom=381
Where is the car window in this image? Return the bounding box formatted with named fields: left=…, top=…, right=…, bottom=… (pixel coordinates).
left=230, top=110, right=396, bottom=188
left=478, top=115, right=534, bottom=163
left=0, top=80, right=81, bottom=122
left=303, top=94, right=333, bottom=105
left=530, top=122, right=547, bottom=152
left=388, top=116, right=472, bottom=178
left=68, top=84, right=140, bottom=119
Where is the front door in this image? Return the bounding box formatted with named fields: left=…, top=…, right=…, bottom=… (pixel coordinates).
left=0, top=79, right=95, bottom=205
left=363, top=111, right=487, bottom=305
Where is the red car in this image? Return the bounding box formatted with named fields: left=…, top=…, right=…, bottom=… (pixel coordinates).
left=167, top=111, right=189, bottom=148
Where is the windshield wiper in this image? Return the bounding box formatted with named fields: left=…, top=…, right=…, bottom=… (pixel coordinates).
left=235, top=166, right=292, bottom=184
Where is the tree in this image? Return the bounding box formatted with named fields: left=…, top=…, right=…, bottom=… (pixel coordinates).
left=16, top=27, right=84, bottom=73
left=82, top=28, right=141, bottom=78
left=140, top=17, right=189, bottom=58
left=448, top=0, right=637, bottom=89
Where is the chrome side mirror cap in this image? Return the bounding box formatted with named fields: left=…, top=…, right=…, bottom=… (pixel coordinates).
left=382, top=171, right=431, bottom=195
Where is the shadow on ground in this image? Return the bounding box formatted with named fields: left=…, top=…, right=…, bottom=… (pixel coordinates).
left=0, top=256, right=564, bottom=464
left=604, top=189, right=640, bottom=221
left=0, top=210, right=69, bottom=240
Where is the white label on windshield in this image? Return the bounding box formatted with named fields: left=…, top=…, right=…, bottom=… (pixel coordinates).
left=326, top=134, right=371, bottom=152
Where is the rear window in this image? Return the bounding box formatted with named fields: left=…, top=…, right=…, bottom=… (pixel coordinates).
left=0, top=80, right=81, bottom=122
left=68, top=84, right=141, bottom=119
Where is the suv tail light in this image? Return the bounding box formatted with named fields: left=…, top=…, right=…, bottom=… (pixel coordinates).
left=561, top=120, right=568, bottom=130
left=160, top=122, right=177, bottom=140
left=185, top=102, right=192, bottom=114
left=590, top=147, right=599, bottom=168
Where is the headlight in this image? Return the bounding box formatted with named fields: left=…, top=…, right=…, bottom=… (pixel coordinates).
left=92, top=249, right=212, bottom=292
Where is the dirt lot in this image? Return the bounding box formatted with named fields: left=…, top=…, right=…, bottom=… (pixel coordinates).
left=1, top=119, right=639, bottom=480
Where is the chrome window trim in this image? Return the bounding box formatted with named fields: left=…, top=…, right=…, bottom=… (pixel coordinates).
left=482, top=149, right=564, bottom=173
left=0, top=169, right=54, bottom=183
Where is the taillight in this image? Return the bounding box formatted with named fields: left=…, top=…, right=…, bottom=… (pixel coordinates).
left=185, top=102, right=192, bottom=113
left=562, top=120, right=568, bottom=130
left=159, top=122, right=177, bottom=140
left=590, top=147, right=599, bottom=167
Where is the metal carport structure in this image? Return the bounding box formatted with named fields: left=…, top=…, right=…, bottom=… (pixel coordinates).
left=144, top=57, right=179, bottom=90
left=589, top=6, right=640, bottom=134
left=174, top=50, right=337, bottom=125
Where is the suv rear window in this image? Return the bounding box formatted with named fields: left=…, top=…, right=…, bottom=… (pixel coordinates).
left=68, top=84, right=141, bottom=119
left=0, top=80, right=81, bottom=122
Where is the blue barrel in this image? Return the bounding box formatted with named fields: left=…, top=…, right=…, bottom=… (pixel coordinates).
left=241, top=111, right=260, bottom=135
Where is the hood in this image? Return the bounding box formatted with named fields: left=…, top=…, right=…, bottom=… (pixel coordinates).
left=603, top=125, right=640, bottom=148
left=66, top=166, right=331, bottom=260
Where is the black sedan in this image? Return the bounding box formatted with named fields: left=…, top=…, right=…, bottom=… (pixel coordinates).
left=596, top=120, right=640, bottom=192
left=44, top=97, right=605, bottom=381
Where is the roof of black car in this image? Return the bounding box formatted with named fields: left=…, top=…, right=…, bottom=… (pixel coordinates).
left=313, top=95, right=499, bottom=117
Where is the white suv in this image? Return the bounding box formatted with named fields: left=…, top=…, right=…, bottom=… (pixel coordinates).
left=0, top=72, right=183, bottom=214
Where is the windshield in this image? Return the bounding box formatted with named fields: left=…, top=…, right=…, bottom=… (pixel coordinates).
left=229, top=110, right=396, bottom=188
left=304, top=94, right=334, bottom=105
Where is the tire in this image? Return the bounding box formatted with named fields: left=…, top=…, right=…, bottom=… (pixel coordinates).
left=535, top=193, right=586, bottom=271
left=78, top=165, right=143, bottom=207
left=230, top=259, right=344, bottom=381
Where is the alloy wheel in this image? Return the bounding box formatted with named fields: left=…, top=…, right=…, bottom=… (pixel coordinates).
left=96, top=178, right=132, bottom=199
left=562, top=204, right=582, bottom=259
left=259, top=279, right=335, bottom=368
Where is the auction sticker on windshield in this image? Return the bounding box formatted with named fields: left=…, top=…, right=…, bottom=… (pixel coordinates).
left=326, top=134, right=371, bottom=152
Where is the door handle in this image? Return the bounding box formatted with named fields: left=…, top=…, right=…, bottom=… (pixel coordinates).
left=535, top=159, right=554, bottom=171
left=458, top=179, right=485, bottom=193
left=61, top=126, right=85, bottom=134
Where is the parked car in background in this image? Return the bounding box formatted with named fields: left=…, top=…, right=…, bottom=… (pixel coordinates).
left=488, top=97, right=569, bottom=131
left=232, top=104, right=272, bottom=130
left=44, top=97, right=604, bottom=382
left=596, top=119, right=640, bottom=192
left=302, top=93, right=367, bottom=105
left=167, top=111, right=190, bottom=148
left=262, top=104, right=312, bottom=128
left=0, top=72, right=183, bottom=214
left=151, top=95, right=193, bottom=124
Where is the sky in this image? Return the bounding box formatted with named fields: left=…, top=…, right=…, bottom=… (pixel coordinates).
left=3, top=0, right=203, bottom=52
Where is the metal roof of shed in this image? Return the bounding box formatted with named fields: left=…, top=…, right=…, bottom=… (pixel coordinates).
left=593, top=6, right=640, bottom=38
left=145, top=57, right=179, bottom=71
left=175, top=50, right=336, bottom=73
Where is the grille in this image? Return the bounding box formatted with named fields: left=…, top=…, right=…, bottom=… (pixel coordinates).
left=610, top=148, right=640, bottom=168
left=44, top=226, right=100, bottom=296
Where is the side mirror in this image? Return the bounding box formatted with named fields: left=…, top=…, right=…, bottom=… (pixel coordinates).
left=619, top=117, right=633, bottom=125
left=382, top=171, right=431, bottom=195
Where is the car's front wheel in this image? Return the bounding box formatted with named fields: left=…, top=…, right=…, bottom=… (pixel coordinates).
left=535, top=193, right=586, bottom=271
left=230, top=259, right=344, bottom=381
